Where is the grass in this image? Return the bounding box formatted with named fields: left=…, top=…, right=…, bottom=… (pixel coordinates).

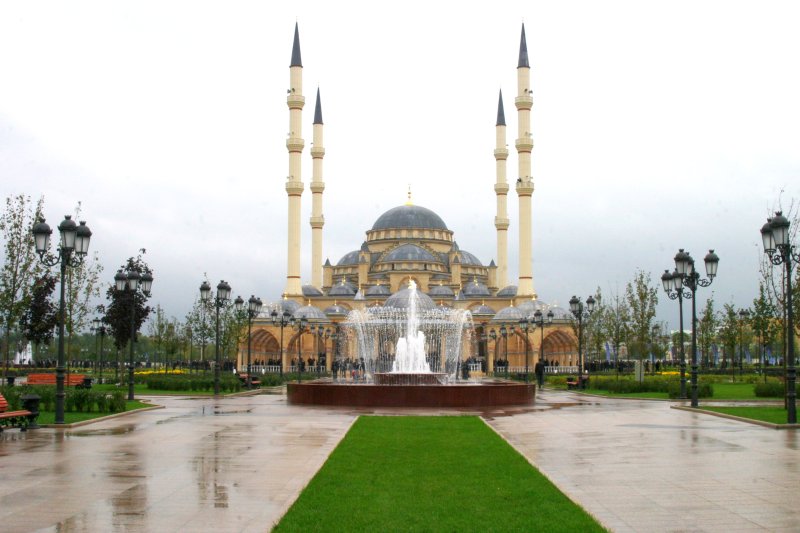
left=582, top=382, right=780, bottom=401
left=581, top=389, right=669, bottom=399
left=92, top=383, right=217, bottom=396
left=274, top=416, right=605, bottom=533
left=37, top=400, right=152, bottom=425
left=701, top=406, right=794, bottom=425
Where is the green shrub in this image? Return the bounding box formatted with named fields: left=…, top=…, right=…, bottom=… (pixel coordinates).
left=753, top=381, right=799, bottom=397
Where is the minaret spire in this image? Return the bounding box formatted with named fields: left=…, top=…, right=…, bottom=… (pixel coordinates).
left=515, top=23, right=536, bottom=298
left=494, top=89, right=510, bottom=289
left=285, top=23, right=305, bottom=297
left=310, top=87, right=326, bottom=288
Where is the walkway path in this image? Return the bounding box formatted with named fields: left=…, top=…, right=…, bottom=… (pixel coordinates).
left=0, top=391, right=798, bottom=532
left=487, top=390, right=800, bottom=532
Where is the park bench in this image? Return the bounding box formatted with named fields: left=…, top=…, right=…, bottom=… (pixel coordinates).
left=0, top=393, right=40, bottom=432
left=26, top=373, right=89, bottom=388
left=566, top=376, right=589, bottom=390
left=238, top=373, right=261, bottom=387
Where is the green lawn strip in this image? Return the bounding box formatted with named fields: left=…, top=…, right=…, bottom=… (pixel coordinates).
left=584, top=382, right=774, bottom=401
left=92, top=383, right=216, bottom=396
left=36, top=400, right=152, bottom=425
left=274, top=416, right=605, bottom=533
left=583, top=389, right=669, bottom=399
left=702, top=406, right=792, bottom=425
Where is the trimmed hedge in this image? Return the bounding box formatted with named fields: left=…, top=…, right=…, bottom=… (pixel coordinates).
left=754, top=381, right=800, bottom=398
left=144, top=374, right=241, bottom=393
left=0, top=385, right=126, bottom=413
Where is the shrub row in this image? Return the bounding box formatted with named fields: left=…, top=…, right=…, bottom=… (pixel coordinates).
left=144, top=374, right=241, bottom=392
left=754, top=381, right=800, bottom=397
left=0, top=385, right=126, bottom=413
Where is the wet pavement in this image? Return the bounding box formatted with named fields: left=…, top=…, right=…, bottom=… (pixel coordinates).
left=0, top=390, right=798, bottom=532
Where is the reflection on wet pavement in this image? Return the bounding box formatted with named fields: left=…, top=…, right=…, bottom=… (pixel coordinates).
left=0, top=390, right=797, bottom=532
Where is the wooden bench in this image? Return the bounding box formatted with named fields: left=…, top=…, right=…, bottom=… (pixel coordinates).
left=26, top=373, right=87, bottom=387
left=566, top=376, right=589, bottom=390
left=238, top=373, right=261, bottom=387
left=0, top=393, right=36, bottom=432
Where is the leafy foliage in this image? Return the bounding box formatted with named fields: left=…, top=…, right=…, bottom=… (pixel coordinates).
left=102, top=253, right=153, bottom=351
left=625, top=269, right=659, bottom=360
left=20, top=274, right=58, bottom=356
left=697, top=295, right=718, bottom=367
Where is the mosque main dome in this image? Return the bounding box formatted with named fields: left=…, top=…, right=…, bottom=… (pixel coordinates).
left=371, top=205, right=448, bottom=231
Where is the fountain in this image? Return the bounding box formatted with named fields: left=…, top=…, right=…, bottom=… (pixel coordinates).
left=287, top=281, right=534, bottom=407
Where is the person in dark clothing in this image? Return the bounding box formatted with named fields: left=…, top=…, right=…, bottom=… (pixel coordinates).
left=534, top=360, right=545, bottom=388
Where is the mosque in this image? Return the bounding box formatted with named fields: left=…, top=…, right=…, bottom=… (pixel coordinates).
left=241, top=23, right=579, bottom=375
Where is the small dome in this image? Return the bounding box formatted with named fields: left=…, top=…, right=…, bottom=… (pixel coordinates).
left=463, top=280, right=490, bottom=297
left=365, top=284, right=391, bottom=296
left=496, top=285, right=518, bottom=297
left=492, top=305, right=525, bottom=322
left=428, top=284, right=454, bottom=297
left=293, top=305, right=327, bottom=321
left=516, top=299, right=549, bottom=317
left=382, top=244, right=439, bottom=263
left=548, top=305, right=572, bottom=320
left=329, top=280, right=357, bottom=297
left=384, top=286, right=436, bottom=311
left=272, top=299, right=300, bottom=315
left=372, top=205, right=448, bottom=231
left=337, top=250, right=360, bottom=266
left=302, top=285, right=323, bottom=297
left=459, top=251, right=483, bottom=266
left=471, top=304, right=496, bottom=316
left=324, top=304, right=349, bottom=316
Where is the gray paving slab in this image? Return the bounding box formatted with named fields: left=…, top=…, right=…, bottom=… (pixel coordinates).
left=1, top=389, right=798, bottom=532
left=486, top=389, right=800, bottom=533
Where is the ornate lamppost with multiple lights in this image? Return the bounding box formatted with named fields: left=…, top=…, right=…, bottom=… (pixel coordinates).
left=672, top=248, right=719, bottom=408
left=115, top=268, right=154, bottom=400
left=235, top=295, right=262, bottom=389
left=517, top=317, right=535, bottom=382
left=33, top=216, right=92, bottom=424
left=534, top=308, right=553, bottom=360
left=736, top=308, right=750, bottom=382
left=662, top=268, right=690, bottom=398
left=569, top=295, right=596, bottom=389
left=293, top=316, right=309, bottom=383
left=200, top=280, right=231, bottom=396
left=92, top=318, right=107, bottom=384
left=760, top=211, right=797, bottom=423
left=270, top=308, right=294, bottom=376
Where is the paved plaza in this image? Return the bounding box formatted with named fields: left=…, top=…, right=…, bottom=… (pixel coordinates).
left=0, top=390, right=797, bottom=532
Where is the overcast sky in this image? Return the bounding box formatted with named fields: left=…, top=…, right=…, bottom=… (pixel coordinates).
left=1, top=1, right=799, bottom=329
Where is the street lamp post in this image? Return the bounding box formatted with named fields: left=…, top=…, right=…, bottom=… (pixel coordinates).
left=488, top=329, right=497, bottom=375
left=500, top=325, right=513, bottom=379
left=115, top=268, right=154, bottom=400
left=200, top=280, right=231, bottom=396
left=33, top=216, right=92, bottom=424
left=293, top=317, right=308, bottom=383
left=569, top=295, right=596, bottom=389
left=92, top=318, right=107, bottom=384
left=672, top=248, right=719, bottom=408
left=235, top=295, right=263, bottom=389
left=737, top=309, right=750, bottom=382
left=270, top=309, right=294, bottom=376
left=760, top=211, right=797, bottom=423
left=533, top=309, right=554, bottom=385
left=517, top=317, right=537, bottom=382
left=662, top=268, right=690, bottom=398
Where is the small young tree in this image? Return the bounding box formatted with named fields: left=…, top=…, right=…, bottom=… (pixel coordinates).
left=20, top=274, right=58, bottom=361
left=717, top=303, right=739, bottom=371
left=625, top=270, right=659, bottom=366
left=751, top=282, right=780, bottom=375
left=598, top=289, right=631, bottom=377
left=102, top=253, right=153, bottom=358
left=147, top=304, right=168, bottom=369
left=0, top=194, right=44, bottom=376
left=697, top=295, right=719, bottom=368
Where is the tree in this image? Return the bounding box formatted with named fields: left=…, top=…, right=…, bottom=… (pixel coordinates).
left=598, top=289, right=631, bottom=376
left=185, top=294, right=213, bottom=366
left=625, top=270, right=659, bottom=364
left=717, top=303, right=739, bottom=370
left=147, top=304, right=168, bottom=369
left=751, top=282, right=780, bottom=372
left=63, top=203, right=103, bottom=364
left=0, top=194, right=44, bottom=376
left=102, top=253, right=153, bottom=356
left=697, top=295, right=719, bottom=368
left=20, top=274, right=58, bottom=361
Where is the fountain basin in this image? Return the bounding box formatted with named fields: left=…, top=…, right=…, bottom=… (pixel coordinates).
left=373, top=373, right=448, bottom=386
left=287, top=381, right=535, bottom=408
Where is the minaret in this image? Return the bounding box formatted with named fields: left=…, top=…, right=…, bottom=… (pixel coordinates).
left=515, top=24, right=536, bottom=298
left=310, top=88, right=325, bottom=288
left=494, top=90, right=510, bottom=289
left=285, top=23, right=305, bottom=297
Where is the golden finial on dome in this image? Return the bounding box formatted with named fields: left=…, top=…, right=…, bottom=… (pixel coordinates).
left=405, top=184, right=413, bottom=206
